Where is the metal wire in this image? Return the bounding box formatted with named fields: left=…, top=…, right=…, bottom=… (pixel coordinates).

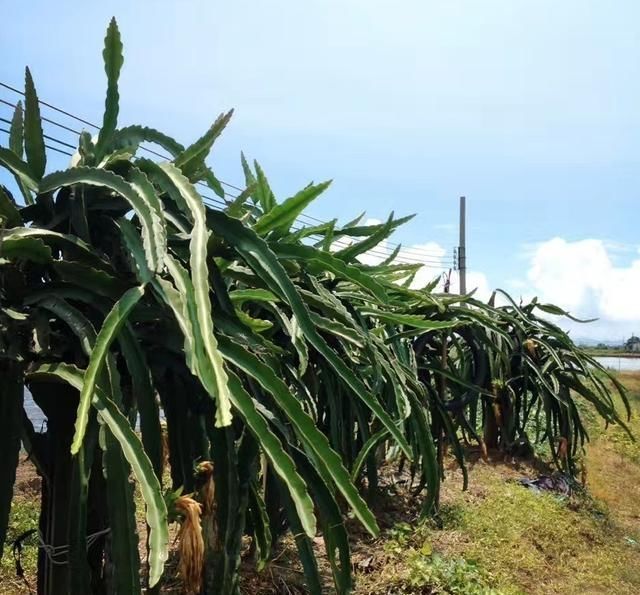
left=0, top=82, right=242, bottom=191
left=14, top=527, right=111, bottom=567
left=0, top=125, right=453, bottom=265
left=0, top=126, right=73, bottom=156
left=0, top=116, right=76, bottom=150
left=0, top=81, right=98, bottom=129
left=0, top=97, right=83, bottom=135
left=0, top=81, right=455, bottom=266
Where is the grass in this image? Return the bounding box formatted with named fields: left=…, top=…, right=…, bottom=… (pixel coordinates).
left=3, top=372, right=640, bottom=594
left=581, top=349, right=640, bottom=359
left=583, top=371, right=640, bottom=547
left=445, top=475, right=638, bottom=594
left=360, top=514, right=506, bottom=594
left=353, top=457, right=640, bottom=594
left=0, top=464, right=40, bottom=594
left=351, top=370, right=640, bottom=595
left=590, top=371, right=640, bottom=462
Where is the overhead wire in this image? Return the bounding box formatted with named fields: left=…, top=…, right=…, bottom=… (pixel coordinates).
left=0, top=82, right=244, bottom=193
left=1, top=97, right=83, bottom=136
left=0, top=125, right=74, bottom=157
left=0, top=123, right=454, bottom=266
left=0, top=116, right=76, bottom=150
left=0, top=81, right=455, bottom=267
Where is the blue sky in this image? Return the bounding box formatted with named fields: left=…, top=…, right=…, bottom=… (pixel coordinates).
left=1, top=0, right=639, bottom=340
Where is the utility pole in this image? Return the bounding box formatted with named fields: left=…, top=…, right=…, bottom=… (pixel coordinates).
left=458, top=196, right=467, bottom=295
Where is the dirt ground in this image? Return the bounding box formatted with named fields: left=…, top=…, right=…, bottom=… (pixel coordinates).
left=2, top=371, right=639, bottom=594
left=239, top=371, right=640, bottom=594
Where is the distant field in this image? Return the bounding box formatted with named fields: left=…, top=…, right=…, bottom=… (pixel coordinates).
left=584, top=349, right=640, bottom=358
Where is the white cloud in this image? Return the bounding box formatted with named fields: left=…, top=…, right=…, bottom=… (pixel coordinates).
left=389, top=236, right=640, bottom=342
left=448, top=270, right=492, bottom=301
left=353, top=231, right=639, bottom=342
left=331, top=222, right=640, bottom=338
left=521, top=237, right=640, bottom=340
left=335, top=218, right=491, bottom=300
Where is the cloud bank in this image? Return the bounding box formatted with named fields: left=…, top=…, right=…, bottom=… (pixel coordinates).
left=334, top=217, right=637, bottom=342
left=344, top=219, right=491, bottom=300
left=521, top=238, right=640, bottom=341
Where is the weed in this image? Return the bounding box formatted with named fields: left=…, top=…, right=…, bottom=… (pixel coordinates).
left=404, top=553, right=504, bottom=595
left=0, top=496, right=39, bottom=593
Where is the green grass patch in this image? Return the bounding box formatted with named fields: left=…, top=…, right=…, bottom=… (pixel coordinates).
left=403, top=552, right=503, bottom=595
left=358, top=448, right=640, bottom=594
left=582, top=371, right=640, bottom=462
left=0, top=496, right=40, bottom=593
left=433, top=467, right=640, bottom=594
left=366, top=518, right=510, bottom=594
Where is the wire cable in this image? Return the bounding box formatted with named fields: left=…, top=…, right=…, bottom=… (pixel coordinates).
left=0, top=121, right=454, bottom=264
left=0, top=97, right=83, bottom=136
left=0, top=116, right=76, bottom=150
left=0, top=82, right=243, bottom=192
left=0, top=125, right=453, bottom=265
left=0, top=126, right=73, bottom=156
left=0, top=81, right=455, bottom=266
